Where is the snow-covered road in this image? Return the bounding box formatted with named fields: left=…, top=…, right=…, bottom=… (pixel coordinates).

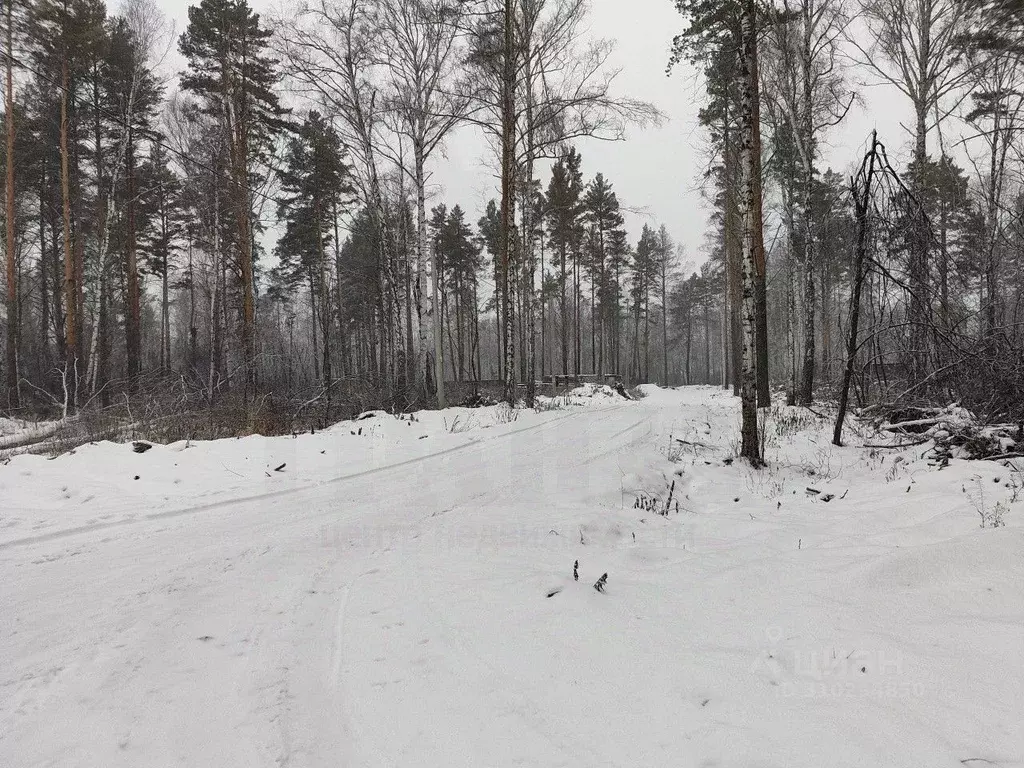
left=3, top=388, right=1023, bottom=767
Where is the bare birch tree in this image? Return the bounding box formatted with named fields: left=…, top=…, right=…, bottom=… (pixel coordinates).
left=376, top=0, right=469, bottom=407
left=737, top=0, right=761, bottom=465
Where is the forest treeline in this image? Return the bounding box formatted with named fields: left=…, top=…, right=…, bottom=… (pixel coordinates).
left=2, top=0, right=1024, bottom=459
left=0, top=0, right=668, bottom=425
left=673, top=0, right=1024, bottom=463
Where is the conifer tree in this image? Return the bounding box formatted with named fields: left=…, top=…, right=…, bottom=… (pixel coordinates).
left=583, top=172, right=624, bottom=377
left=137, top=143, right=186, bottom=371
left=103, top=13, right=162, bottom=384
left=31, top=0, right=106, bottom=412
left=630, top=224, right=660, bottom=382
left=3, top=0, right=25, bottom=407
left=545, top=148, right=584, bottom=377
left=275, top=111, right=351, bottom=413
left=179, top=0, right=288, bottom=402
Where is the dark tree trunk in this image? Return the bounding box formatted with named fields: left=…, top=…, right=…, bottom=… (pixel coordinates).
left=500, top=0, right=516, bottom=403
left=4, top=0, right=18, bottom=407
left=751, top=36, right=770, bottom=408
left=60, top=59, right=78, bottom=413
left=835, top=133, right=878, bottom=446
left=126, top=128, right=142, bottom=385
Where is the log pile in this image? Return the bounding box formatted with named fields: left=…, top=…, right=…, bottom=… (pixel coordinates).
left=862, top=404, right=1023, bottom=461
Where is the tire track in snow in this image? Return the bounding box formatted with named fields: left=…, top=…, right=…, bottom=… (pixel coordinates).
left=329, top=571, right=367, bottom=685
left=0, top=405, right=622, bottom=552
left=326, top=408, right=653, bottom=767
left=1, top=401, right=640, bottom=767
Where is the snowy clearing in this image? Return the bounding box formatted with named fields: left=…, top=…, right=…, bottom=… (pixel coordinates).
left=2, top=386, right=1022, bottom=767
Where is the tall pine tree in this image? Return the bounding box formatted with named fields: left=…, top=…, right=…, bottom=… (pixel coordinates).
left=179, top=0, right=288, bottom=403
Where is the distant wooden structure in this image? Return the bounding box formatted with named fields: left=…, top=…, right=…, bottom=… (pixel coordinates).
left=445, top=373, right=623, bottom=402
left=545, top=373, right=622, bottom=389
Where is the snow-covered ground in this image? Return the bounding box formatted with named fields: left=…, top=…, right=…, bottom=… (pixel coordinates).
left=0, top=401, right=584, bottom=549
left=2, top=386, right=1022, bottom=767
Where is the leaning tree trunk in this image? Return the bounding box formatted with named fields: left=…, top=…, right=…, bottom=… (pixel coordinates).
left=834, top=133, right=878, bottom=446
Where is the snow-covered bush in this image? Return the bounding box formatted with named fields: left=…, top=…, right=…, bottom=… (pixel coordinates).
left=769, top=406, right=818, bottom=438
left=568, top=383, right=619, bottom=400
left=533, top=397, right=566, bottom=413
left=493, top=402, right=518, bottom=424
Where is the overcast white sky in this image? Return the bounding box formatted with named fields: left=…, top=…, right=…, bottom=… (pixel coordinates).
left=157, top=0, right=920, bottom=272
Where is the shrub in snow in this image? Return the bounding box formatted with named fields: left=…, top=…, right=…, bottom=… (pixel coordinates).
left=767, top=406, right=818, bottom=438
left=593, top=573, right=608, bottom=593
left=533, top=397, right=566, bottom=412
left=1003, top=475, right=1021, bottom=495
left=967, top=476, right=1010, bottom=528
left=981, top=502, right=1009, bottom=529
left=664, top=437, right=685, bottom=463
left=460, top=392, right=498, bottom=408
left=444, top=414, right=478, bottom=433
left=493, top=402, right=518, bottom=424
